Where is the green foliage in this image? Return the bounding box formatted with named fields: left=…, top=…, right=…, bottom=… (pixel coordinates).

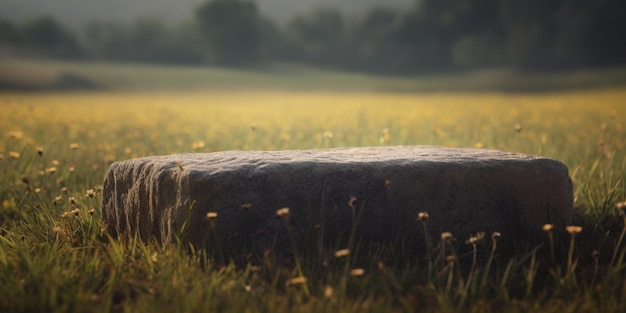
left=84, top=19, right=206, bottom=65
left=0, top=16, right=83, bottom=59
left=195, top=0, right=262, bottom=66
left=0, top=19, right=22, bottom=45
left=282, top=9, right=350, bottom=67
left=5, top=0, right=626, bottom=74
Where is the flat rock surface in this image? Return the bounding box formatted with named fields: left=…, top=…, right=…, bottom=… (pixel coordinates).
left=102, top=146, right=573, bottom=258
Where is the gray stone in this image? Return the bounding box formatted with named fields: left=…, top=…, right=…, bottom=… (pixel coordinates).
left=102, top=146, right=573, bottom=258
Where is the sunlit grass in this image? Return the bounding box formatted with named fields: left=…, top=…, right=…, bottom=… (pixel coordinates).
left=0, top=88, right=625, bottom=312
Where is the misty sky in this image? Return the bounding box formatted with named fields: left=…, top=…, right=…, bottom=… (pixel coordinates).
left=0, top=0, right=415, bottom=30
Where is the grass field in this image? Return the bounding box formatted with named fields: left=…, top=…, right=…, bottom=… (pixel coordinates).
left=3, top=57, right=626, bottom=92
left=1, top=85, right=626, bottom=312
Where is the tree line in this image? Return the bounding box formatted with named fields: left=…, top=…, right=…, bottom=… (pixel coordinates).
left=1, top=0, right=624, bottom=74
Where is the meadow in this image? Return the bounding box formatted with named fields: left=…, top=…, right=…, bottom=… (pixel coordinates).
left=1, top=87, right=625, bottom=312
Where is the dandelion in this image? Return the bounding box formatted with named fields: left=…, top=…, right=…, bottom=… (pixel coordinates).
left=286, top=276, right=307, bottom=285
left=466, top=232, right=485, bottom=295
left=71, top=208, right=80, bottom=216
left=349, top=268, right=365, bottom=277
left=9, top=151, right=20, bottom=159
left=51, top=226, right=64, bottom=235
left=481, top=232, right=502, bottom=289
left=52, top=160, right=60, bottom=166
left=380, top=128, right=390, bottom=144
left=466, top=232, right=485, bottom=245
left=348, top=196, right=358, bottom=210
left=9, top=131, right=24, bottom=139
left=54, top=196, right=63, bottom=205
left=566, top=225, right=582, bottom=273
left=441, top=232, right=453, bottom=241
left=191, top=140, right=205, bottom=150
left=417, top=211, right=433, bottom=258
left=69, top=143, right=80, bottom=150
left=69, top=197, right=76, bottom=206
left=60, top=187, right=68, bottom=193
left=244, top=285, right=252, bottom=292
left=543, top=224, right=554, bottom=232
left=47, top=167, right=57, bottom=174
left=37, top=147, right=43, bottom=157
left=87, top=208, right=96, bottom=216
left=206, top=212, right=218, bottom=219
left=334, top=249, right=350, bottom=258
left=86, top=189, right=96, bottom=198
left=324, top=286, right=334, bottom=298
left=566, top=225, right=582, bottom=235
left=68, top=166, right=75, bottom=173
left=616, top=201, right=626, bottom=213
left=417, top=211, right=429, bottom=222
left=322, top=131, right=334, bottom=147
left=384, top=178, right=392, bottom=186
left=591, top=249, right=601, bottom=286
left=276, top=207, right=289, bottom=217
left=515, top=124, right=522, bottom=133
left=34, top=188, right=41, bottom=193
left=544, top=224, right=556, bottom=262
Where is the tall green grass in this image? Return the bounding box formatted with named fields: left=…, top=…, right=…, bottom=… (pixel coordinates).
left=0, top=90, right=625, bottom=312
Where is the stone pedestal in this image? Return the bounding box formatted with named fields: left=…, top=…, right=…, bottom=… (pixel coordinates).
left=102, top=146, right=573, bottom=258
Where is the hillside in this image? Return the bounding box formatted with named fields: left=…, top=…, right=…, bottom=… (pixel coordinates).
left=0, top=0, right=415, bottom=31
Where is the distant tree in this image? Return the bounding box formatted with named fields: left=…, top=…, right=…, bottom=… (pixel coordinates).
left=255, top=16, right=284, bottom=63
left=284, top=9, right=349, bottom=66
left=21, top=16, right=83, bottom=58
left=551, top=0, right=626, bottom=68
left=195, top=0, right=262, bottom=66
left=388, top=9, right=454, bottom=73
left=423, top=0, right=505, bottom=68
left=497, top=0, right=558, bottom=70
left=350, top=8, right=408, bottom=73
left=84, top=19, right=205, bottom=64
left=496, top=0, right=626, bottom=70
left=0, top=19, right=22, bottom=44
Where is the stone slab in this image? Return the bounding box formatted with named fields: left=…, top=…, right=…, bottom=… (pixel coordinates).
left=101, top=146, right=573, bottom=258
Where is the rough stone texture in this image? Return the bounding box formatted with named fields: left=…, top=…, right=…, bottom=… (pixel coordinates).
left=102, top=146, right=573, bottom=257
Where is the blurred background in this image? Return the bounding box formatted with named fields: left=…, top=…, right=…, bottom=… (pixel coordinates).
left=1, top=0, right=625, bottom=91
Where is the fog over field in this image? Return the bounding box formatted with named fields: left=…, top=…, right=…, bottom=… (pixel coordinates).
left=0, top=0, right=415, bottom=30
